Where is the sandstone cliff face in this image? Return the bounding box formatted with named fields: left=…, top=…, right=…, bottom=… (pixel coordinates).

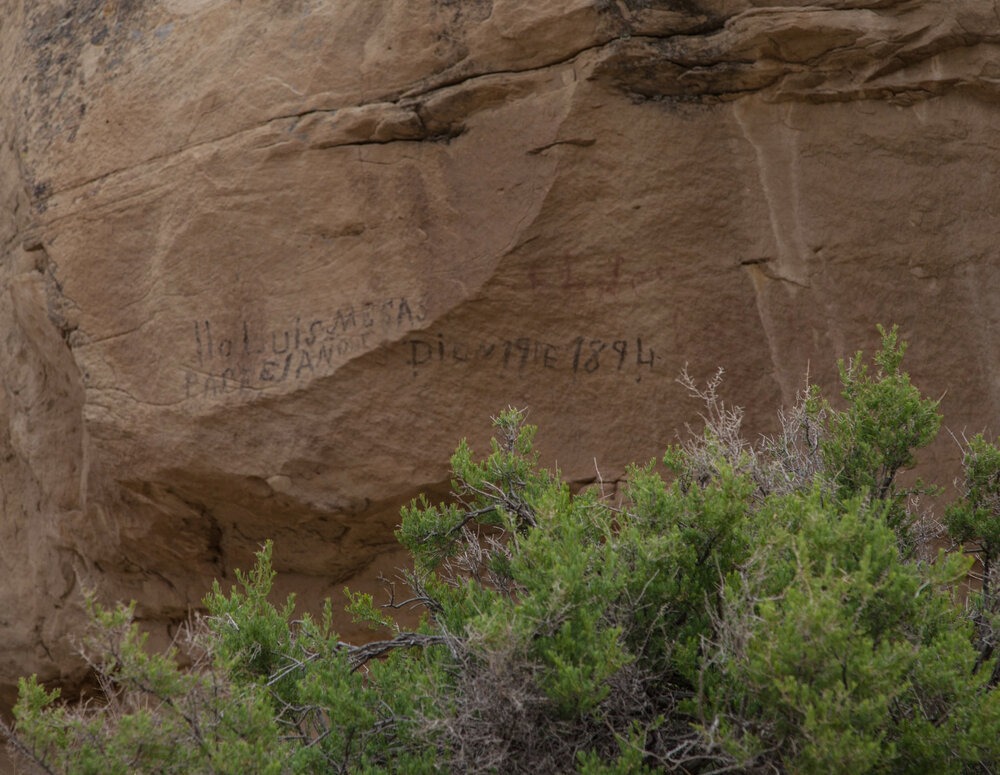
left=1, top=0, right=999, bottom=700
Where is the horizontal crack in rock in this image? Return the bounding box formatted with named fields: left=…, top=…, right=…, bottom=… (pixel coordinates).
left=38, top=6, right=1000, bottom=209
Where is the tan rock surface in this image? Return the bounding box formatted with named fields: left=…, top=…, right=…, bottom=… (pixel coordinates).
left=1, top=0, right=999, bottom=701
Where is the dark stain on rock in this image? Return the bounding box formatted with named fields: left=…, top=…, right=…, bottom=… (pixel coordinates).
left=30, top=180, right=51, bottom=213
left=24, top=0, right=159, bottom=153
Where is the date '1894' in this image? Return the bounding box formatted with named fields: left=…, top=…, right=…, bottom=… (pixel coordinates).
left=405, top=334, right=654, bottom=381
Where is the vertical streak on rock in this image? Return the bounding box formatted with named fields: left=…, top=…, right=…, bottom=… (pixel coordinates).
left=739, top=262, right=793, bottom=407
left=733, top=98, right=814, bottom=406
left=733, top=99, right=808, bottom=286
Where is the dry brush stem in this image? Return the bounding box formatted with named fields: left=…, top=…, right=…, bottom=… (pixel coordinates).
left=677, top=368, right=828, bottom=503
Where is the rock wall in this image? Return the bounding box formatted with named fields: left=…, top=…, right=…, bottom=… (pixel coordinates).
left=1, top=0, right=999, bottom=701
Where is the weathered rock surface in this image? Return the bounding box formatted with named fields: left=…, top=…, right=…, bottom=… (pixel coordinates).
left=1, top=0, right=999, bottom=702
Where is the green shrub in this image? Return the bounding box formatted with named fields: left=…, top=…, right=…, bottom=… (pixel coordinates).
left=819, top=324, right=941, bottom=546
left=946, top=433, right=1000, bottom=689
left=7, top=328, right=1000, bottom=774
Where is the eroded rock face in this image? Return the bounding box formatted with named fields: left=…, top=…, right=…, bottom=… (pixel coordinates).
left=1, top=0, right=999, bottom=700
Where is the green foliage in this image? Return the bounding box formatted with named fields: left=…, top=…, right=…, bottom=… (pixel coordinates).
left=946, top=434, right=1000, bottom=589
left=11, top=597, right=288, bottom=775
left=703, top=492, right=990, bottom=772
left=9, top=553, right=444, bottom=774
left=9, top=327, right=1000, bottom=774
left=945, top=433, right=1000, bottom=689
left=819, top=324, right=942, bottom=542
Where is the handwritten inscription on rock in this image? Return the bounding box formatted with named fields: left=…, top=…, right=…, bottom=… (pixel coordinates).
left=182, top=295, right=656, bottom=400
left=404, top=334, right=655, bottom=380
left=184, top=295, right=426, bottom=398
